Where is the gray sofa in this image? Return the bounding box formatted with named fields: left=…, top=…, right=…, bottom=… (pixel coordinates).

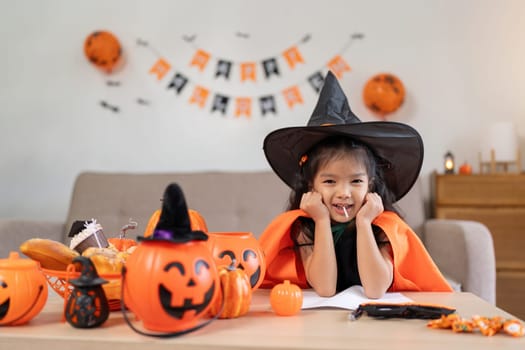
left=0, top=171, right=496, bottom=303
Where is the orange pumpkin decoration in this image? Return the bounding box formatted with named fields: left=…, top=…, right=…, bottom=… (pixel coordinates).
left=270, top=280, right=303, bottom=316
left=123, top=183, right=219, bottom=334
left=207, top=232, right=266, bottom=291
left=84, top=31, right=123, bottom=74
left=209, top=260, right=252, bottom=319
left=143, top=209, right=208, bottom=238
left=108, top=237, right=137, bottom=252
left=459, top=162, right=473, bottom=175
left=0, top=252, right=48, bottom=326
left=124, top=240, right=219, bottom=332
left=363, top=73, right=405, bottom=116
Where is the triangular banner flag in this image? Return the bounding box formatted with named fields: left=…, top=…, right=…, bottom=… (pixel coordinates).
left=189, top=86, right=210, bottom=108
left=211, top=94, right=230, bottom=114
left=282, top=85, right=303, bottom=108
left=327, top=55, right=351, bottom=78
left=259, top=95, right=277, bottom=115
left=240, top=62, right=257, bottom=82
left=282, top=46, right=305, bottom=69
left=167, top=73, right=188, bottom=94
left=149, top=58, right=171, bottom=80
left=190, top=49, right=211, bottom=71
left=215, top=60, right=232, bottom=79
left=262, top=58, right=280, bottom=78
left=235, top=97, right=252, bottom=118
left=308, top=71, right=325, bottom=93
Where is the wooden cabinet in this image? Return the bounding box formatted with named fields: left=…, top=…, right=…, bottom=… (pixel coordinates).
left=433, top=173, right=525, bottom=320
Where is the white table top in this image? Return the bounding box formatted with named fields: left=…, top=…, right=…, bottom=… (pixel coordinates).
left=1, top=289, right=524, bottom=350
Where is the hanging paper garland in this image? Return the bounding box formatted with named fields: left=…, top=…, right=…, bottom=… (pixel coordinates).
left=141, top=33, right=364, bottom=118
left=362, top=73, right=405, bottom=117
left=84, top=31, right=123, bottom=74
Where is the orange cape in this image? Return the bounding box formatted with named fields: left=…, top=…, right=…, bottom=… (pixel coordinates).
left=258, top=209, right=452, bottom=292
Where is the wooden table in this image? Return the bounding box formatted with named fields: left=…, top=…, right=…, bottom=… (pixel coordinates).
left=1, top=290, right=523, bottom=350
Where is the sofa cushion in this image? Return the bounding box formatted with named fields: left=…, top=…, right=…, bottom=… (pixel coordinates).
left=64, top=171, right=290, bottom=242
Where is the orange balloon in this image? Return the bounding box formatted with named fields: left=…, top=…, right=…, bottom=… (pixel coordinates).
left=83, top=31, right=123, bottom=74
left=363, top=73, right=405, bottom=116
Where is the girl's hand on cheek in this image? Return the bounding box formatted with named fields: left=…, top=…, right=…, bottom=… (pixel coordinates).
left=356, top=192, right=384, bottom=224
left=300, top=191, right=329, bottom=222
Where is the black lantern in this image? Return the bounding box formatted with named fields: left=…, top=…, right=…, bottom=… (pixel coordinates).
left=65, top=256, right=109, bottom=328
left=444, top=151, right=455, bottom=174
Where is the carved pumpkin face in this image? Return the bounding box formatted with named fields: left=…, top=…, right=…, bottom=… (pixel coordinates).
left=207, top=232, right=266, bottom=290
left=123, top=240, right=219, bottom=333
left=0, top=280, right=10, bottom=321
left=158, top=258, right=215, bottom=319
left=0, top=252, right=48, bottom=326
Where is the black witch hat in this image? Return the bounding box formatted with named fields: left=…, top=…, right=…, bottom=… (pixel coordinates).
left=69, top=256, right=108, bottom=287
left=138, top=183, right=208, bottom=243
left=263, top=71, right=423, bottom=201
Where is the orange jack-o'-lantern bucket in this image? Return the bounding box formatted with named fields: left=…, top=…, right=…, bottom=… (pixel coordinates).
left=122, top=183, right=220, bottom=336
left=0, top=252, right=48, bottom=326
left=206, top=232, right=266, bottom=291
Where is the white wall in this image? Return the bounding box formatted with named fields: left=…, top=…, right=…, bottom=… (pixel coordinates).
left=1, top=0, right=524, bottom=221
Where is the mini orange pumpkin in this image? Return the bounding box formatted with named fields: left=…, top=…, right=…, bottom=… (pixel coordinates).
left=270, top=280, right=303, bottom=316
left=0, top=252, right=48, bottom=326
left=143, top=209, right=208, bottom=238
left=209, top=260, right=252, bottom=319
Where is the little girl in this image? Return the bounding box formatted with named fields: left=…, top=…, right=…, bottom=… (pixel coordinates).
left=259, top=71, right=452, bottom=298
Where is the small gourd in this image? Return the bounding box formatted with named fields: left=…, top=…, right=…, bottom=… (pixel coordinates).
left=209, top=259, right=252, bottom=319
left=270, top=280, right=303, bottom=316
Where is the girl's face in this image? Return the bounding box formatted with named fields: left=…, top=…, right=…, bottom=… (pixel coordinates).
left=311, top=154, right=370, bottom=223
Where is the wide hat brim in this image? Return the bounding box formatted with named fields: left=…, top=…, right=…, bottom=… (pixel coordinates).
left=263, top=121, right=423, bottom=201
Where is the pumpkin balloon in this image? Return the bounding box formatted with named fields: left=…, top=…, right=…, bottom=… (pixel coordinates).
left=209, top=260, right=252, bottom=319
left=363, top=73, right=405, bottom=116
left=0, top=252, right=48, bottom=326
left=84, top=30, right=123, bottom=74
left=207, top=232, right=266, bottom=291
left=123, top=183, right=219, bottom=334
left=143, top=209, right=208, bottom=238
left=270, top=280, right=303, bottom=316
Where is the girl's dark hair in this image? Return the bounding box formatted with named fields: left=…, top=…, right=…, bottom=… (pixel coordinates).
left=287, top=136, right=398, bottom=214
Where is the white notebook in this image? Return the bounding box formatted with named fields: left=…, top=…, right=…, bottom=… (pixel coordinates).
left=301, top=285, right=412, bottom=310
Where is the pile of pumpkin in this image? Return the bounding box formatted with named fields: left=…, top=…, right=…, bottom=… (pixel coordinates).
left=17, top=219, right=304, bottom=320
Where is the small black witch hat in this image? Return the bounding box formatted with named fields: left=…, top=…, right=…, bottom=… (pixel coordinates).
left=139, top=183, right=208, bottom=243
left=69, top=256, right=108, bottom=287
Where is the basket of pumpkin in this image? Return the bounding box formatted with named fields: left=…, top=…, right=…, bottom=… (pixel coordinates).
left=19, top=219, right=137, bottom=311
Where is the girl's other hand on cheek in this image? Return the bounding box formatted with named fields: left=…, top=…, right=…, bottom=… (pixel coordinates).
left=300, top=191, right=329, bottom=222
left=356, top=192, right=383, bottom=224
